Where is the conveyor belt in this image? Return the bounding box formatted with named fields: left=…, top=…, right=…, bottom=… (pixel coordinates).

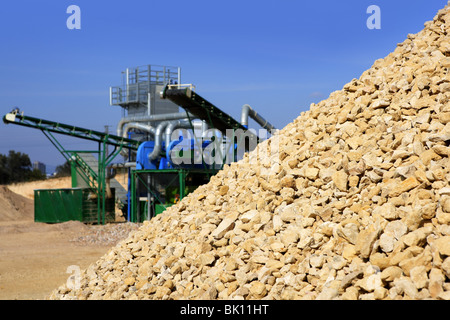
left=3, top=112, right=140, bottom=150
left=162, top=87, right=249, bottom=134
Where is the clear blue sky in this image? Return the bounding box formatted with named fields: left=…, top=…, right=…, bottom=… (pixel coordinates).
left=0, top=0, right=447, bottom=172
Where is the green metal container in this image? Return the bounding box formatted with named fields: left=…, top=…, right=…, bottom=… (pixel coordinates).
left=34, top=188, right=116, bottom=224
left=34, top=188, right=83, bottom=223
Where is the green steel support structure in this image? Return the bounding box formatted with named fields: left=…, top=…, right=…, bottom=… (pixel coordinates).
left=129, top=168, right=218, bottom=222
left=4, top=86, right=270, bottom=224
left=127, top=86, right=263, bottom=222
left=3, top=112, right=140, bottom=224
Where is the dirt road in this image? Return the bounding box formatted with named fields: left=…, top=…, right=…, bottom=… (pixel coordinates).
left=0, top=219, right=114, bottom=299
left=0, top=176, right=138, bottom=300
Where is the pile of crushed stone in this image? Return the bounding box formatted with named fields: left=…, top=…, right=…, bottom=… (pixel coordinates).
left=51, top=4, right=450, bottom=300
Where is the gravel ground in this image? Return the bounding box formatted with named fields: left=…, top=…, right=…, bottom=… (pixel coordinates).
left=70, top=222, right=142, bottom=246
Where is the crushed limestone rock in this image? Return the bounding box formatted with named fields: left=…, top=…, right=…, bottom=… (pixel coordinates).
left=50, top=4, right=450, bottom=300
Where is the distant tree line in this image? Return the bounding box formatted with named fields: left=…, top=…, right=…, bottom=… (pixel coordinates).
left=0, top=150, right=75, bottom=184
left=0, top=150, right=46, bottom=184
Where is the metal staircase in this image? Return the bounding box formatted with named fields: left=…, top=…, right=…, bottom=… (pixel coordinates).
left=76, top=153, right=127, bottom=202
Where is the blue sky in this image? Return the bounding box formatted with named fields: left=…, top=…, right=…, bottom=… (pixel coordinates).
left=0, top=0, right=447, bottom=171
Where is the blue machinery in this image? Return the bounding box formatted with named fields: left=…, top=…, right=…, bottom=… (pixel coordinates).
left=126, top=81, right=276, bottom=222
left=3, top=64, right=276, bottom=223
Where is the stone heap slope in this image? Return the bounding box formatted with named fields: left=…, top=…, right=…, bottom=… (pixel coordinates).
left=51, top=5, right=450, bottom=300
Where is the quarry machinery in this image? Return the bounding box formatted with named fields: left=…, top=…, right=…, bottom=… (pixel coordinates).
left=3, top=64, right=276, bottom=224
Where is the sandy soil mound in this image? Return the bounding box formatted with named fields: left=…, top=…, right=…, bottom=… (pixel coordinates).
left=8, top=172, right=128, bottom=200
left=0, top=185, right=34, bottom=221
left=7, top=176, right=72, bottom=200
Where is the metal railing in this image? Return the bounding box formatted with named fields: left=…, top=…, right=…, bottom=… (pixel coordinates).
left=110, top=64, right=181, bottom=106
left=110, top=82, right=150, bottom=105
